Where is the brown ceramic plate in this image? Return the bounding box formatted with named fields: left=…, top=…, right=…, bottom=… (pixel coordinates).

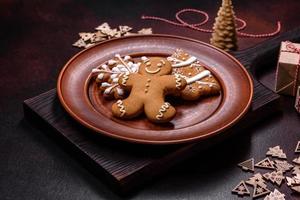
left=57, top=35, right=253, bottom=145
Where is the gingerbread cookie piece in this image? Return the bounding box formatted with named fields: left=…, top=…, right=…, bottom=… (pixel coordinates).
left=91, top=54, right=140, bottom=99
left=112, top=57, right=187, bottom=123
left=168, top=49, right=221, bottom=100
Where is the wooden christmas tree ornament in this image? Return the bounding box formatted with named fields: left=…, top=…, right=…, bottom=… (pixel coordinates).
left=292, top=166, right=300, bottom=175
left=210, top=0, right=238, bottom=51
left=266, top=146, right=287, bottom=159
left=246, top=173, right=266, bottom=187
left=232, top=181, right=250, bottom=197
left=263, top=170, right=285, bottom=186
left=286, top=174, right=300, bottom=186
left=253, top=183, right=271, bottom=198
left=238, top=158, right=255, bottom=172
left=255, top=158, right=275, bottom=169
left=286, top=174, right=300, bottom=193
left=293, top=156, right=300, bottom=165
left=264, top=189, right=285, bottom=200
left=295, top=141, right=300, bottom=153
left=274, top=160, right=293, bottom=173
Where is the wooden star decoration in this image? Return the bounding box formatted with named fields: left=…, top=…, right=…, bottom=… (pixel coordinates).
left=137, top=28, right=153, bottom=35
left=119, top=25, right=133, bottom=34
left=232, top=181, right=250, bottom=197
left=95, top=22, right=111, bottom=32
left=72, top=38, right=86, bottom=48
left=78, top=32, right=94, bottom=41
left=73, top=22, right=153, bottom=49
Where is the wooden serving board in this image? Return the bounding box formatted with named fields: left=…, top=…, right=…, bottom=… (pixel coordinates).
left=23, top=27, right=300, bottom=195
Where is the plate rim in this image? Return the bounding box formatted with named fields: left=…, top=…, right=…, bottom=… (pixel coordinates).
left=57, top=34, right=253, bottom=145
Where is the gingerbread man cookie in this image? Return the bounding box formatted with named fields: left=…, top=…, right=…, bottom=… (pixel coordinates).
left=91, top=54, right=140, bottom=99
left=112, top=57, right=187, bottom=123
left=168, top=49, right=221, bottom=100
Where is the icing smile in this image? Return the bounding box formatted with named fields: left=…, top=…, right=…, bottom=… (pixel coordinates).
left=145, top=67, right=161, bottom=74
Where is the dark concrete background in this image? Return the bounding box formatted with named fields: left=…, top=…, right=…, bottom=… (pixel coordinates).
left=0, top=0, right=300, bottom=199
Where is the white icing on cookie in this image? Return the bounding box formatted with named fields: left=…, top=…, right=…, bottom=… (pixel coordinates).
left=110, top=73, right=118, bottom=79
left=196, top=81, right=218, bottom=87
left=92, top=68, right=101, bottom=73
left=101, top=64, right=109, bottom=70
left=116, top=100, right=126, bottom=117
left=104, top=86, right=113, bottom=94
left=186, top=70, right=211, bottom=84
left=112, top=78, right=119, bottom=83
left=156, top=102, right=171, bottom=120
left=124, top=55, right=131, bottom=61
left=101, top=82, right=111, bottom=87
left=171, top=56, right=197, bottom=67
left=141, top=56, right=149, bottom=62
left=174, top=74, right=182, bottom=90
left=115, top=54, right=132, bottom=72
left=97, top=73, right=104, bottom=80
left=108, top=59, right=117, bottom=65
left=116, top=87, right=124, bottom=96
left=145, top=67, right=160, bottom=74
left=121, top=72, right=130, bottom=86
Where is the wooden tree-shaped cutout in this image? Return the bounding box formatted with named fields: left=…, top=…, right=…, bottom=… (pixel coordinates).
left=266, top=146, right=287, bottom=159
left=238, top=158, right=254, bottom=172
left=264, top=189, right=285, bottom=200
left=295, top=141, right=300, bottom=153
left=210, top=0, right=238, bottom=51
left=255, top=158, right=275, bottom=169
left=274, top=160, right=293, bottom=173
left=292, top=166, right=300, bottom=175
left=232, top=181, right=250, bottom=197
left=253, top=184, right=270, bottom=198
left=263, top=170, right=285, bottom=186
left=293, top=156, right=300, bottom=165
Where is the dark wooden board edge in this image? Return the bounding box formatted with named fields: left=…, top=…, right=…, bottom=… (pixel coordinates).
left=23, top=88, right=281, bottom=195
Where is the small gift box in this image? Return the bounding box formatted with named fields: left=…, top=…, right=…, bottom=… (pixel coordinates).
left=295, top=86, right=300, bottom=113
left=275, top=41, right=300, bottom=96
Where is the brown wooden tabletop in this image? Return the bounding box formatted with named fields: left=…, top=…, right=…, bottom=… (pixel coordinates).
left=1, top=0, right=300, bottom=199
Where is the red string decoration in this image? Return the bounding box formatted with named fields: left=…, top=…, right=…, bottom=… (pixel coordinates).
left=141, top=8, right=281, bottom=38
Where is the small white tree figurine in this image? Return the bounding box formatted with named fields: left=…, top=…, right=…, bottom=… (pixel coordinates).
left=210, top=0, right=238, bottom=51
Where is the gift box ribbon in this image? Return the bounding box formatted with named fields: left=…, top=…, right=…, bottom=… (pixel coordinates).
left=282, top=41, right=300, bottom=95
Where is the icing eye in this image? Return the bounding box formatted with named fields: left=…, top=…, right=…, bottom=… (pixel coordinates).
left=157, top=63, right=162, bottom=68
left=146, top=62, right=151, bottom=66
